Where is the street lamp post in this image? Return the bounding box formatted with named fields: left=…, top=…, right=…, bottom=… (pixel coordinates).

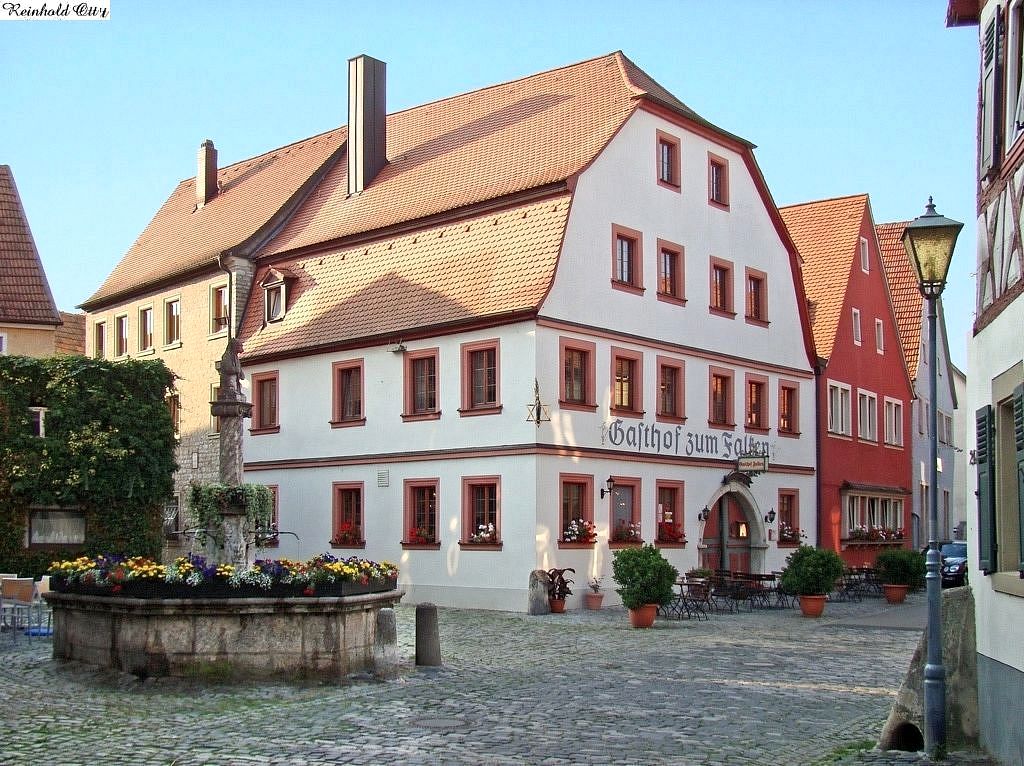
left=901, top=197, right=963, bottom=757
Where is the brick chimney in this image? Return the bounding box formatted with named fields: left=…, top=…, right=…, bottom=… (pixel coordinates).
left=196, top=139, right=218, bottom=208
left=347, top=55, right=387, bottom=196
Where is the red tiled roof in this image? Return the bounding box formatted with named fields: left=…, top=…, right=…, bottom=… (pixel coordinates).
left=876, top=221, right=921, bottom=378
left=55, top=311, right=86, bottom=355
left=240, top=195, right=571, bottom=360
left=81, top=127, right=347, bottom=309
left=779, top=194, right=869, bottom=361
left=262, top=51, right=718, bottom=258
left=0, top=165, right=61, bottom=326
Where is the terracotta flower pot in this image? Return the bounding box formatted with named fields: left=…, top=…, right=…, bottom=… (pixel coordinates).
left=628, top=603, right=658, bottom=628
left=548, top=598, right=566, bottom=613
left=798, top=594, right=827, bottom=618
left=583, top=592, right=604, bottom=610
left=882, top=584, right=908, bottom=604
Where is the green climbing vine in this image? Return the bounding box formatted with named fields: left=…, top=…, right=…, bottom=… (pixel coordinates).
left=0, top=355, right=177, bottom=576
left=187, top=482, right=273, bottom=546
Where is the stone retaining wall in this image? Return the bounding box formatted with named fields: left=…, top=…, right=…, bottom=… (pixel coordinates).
left=45, top=590, right=403, bottom=681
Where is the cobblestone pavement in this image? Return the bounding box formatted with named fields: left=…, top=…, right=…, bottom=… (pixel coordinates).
left=0, top=593, right=1001, bottom=766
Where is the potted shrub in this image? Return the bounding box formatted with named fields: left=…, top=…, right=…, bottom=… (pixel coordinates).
left=611, top=544, right=678, bottom=628
left=546, top=567, right=574, bottom=613
left=779, top=545, right=844, bottom=617
left=874, top=548, right=925, bottom=604
left=584, top=576, right=604, bottom=610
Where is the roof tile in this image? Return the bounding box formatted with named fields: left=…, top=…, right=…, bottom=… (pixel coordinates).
left=0, top=165, right=61, bottom=326
left=876, top=221, right=921, bottom=377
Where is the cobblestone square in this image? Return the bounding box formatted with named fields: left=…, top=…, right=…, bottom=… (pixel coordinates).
left=0, top=594, right=998, bottom=765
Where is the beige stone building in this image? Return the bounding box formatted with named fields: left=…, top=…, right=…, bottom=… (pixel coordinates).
left=79, top=136, right=343, bottom=548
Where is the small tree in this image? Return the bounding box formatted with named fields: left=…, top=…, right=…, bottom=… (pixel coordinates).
left=612, top=544, right=678, bottom=610
left=780, top=545, right=844, bottom=596
left=875, top=548, right=925, bottom=588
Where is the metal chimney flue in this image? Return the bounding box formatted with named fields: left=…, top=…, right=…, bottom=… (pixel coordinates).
left=347, top=55, right=387, bottom=196
left=197, top=139, right=218, bottom=208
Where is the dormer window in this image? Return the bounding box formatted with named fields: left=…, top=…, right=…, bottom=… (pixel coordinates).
left=260, top=268, right=294, bottom=324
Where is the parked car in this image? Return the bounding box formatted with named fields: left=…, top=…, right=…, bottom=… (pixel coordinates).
left=940, top=541, right=968, bottom=587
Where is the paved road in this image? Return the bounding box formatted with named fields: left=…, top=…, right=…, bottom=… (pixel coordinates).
left=0, top=593, right=999, bottom=765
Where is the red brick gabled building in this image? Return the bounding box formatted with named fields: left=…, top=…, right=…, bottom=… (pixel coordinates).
left=781, top=194, right=913, bottom=566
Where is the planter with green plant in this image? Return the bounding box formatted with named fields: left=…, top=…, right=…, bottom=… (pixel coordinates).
left=611, top=544, right=678, bottom=628
left=779, top=545, right=844, bottom=617
left=584, top=576, right=604, bottom=610
left=874, top=548, right=925, bottom=603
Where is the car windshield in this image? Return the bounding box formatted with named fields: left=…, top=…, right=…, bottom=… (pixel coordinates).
left=941, top=542, right=967, bottom=558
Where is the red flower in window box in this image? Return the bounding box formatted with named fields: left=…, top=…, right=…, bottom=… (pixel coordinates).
left=330, top=521, right=362, bottom=546
left=611, top=520, right=643, bottom=543
left=407, top=526, right=434, bottom=545
left=657, top=521, right=685, bottom=544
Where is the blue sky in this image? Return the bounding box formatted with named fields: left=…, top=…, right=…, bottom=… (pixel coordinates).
left=1, top=1, right=978, bottom=367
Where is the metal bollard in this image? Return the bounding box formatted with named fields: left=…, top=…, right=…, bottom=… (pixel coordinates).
left=373, top=607, right=399, bottom=680
left=415, top=602, right=442, bottom=666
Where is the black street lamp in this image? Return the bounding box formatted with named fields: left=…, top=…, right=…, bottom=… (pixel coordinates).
left=901, top=196, right=962, bottom=757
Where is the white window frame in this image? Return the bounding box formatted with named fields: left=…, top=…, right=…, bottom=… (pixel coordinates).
left=29, top=406, right=47, bottom=437
left=138, top=304, right=154, bottom=353
left=884, top=397, right=904, bottom=446
left=875, top=318, right=884, bottom=354
left=827, top=380, right=852, bottom=436
left=857, top=389, right=877, bottom=442
left=852, top=308, right=862, bottom=345
left=0, top=331, right=6, bottom=355
left=265, top=282, right=286, bottom=323
left=163, top=296, right=181, bottom=347
left=93, top=321, right=106, bottom=359
left=860, top=237, right=870, bottom=273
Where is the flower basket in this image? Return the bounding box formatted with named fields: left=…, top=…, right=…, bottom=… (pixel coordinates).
left=121, top=581, right=178, bottom=599
left=371, top=574, right=398, bottom=593
left=341, top=580, right=372, bottom=596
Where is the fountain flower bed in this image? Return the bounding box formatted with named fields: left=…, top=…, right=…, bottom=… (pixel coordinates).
left=48, top=552, right=399, bottom=598
left=44, top=553, right=402, bottom=680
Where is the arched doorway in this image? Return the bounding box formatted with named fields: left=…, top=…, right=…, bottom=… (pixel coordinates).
left=698, top=476, right=768, bottom=573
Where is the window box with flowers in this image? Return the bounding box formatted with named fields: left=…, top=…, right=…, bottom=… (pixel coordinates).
left=330, top=521, right=365, bottom=549
left=559, top=518, right=597, bottom=548
left=655, top=521, right=687, bottom=548
left=403, top=526, right=440, bottom=549
left=609, top=519, right=643, bottom=549
left=842, top=525, right=905, bottom=548
left=777, top=522, right=807, bottom=547
left=460, top=522, right=502, bottom=550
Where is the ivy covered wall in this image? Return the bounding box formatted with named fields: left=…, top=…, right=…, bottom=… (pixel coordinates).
left=0, top=355, right=177, bottom=576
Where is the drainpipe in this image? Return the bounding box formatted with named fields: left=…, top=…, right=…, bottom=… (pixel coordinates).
left=814, top=358, right=824, bottom=549
left=216, top=252, right=234, bottom=341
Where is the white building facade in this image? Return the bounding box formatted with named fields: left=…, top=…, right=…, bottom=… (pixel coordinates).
left=239, top=55, right=817, bottom=611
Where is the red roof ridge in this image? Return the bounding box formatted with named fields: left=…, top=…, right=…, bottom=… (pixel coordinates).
left=778, top=192, right=870, bottom=211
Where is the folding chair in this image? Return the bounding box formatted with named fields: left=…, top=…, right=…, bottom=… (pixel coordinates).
left=1, top=578, right=36, bottom=640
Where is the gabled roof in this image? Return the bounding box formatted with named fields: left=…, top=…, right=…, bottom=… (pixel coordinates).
left=0, top=165, right=61, bottom=326
left=240, top=195, right=571, bottom=361
left=779, top=194, right=870, bottom=360
left=261, top=51, right=735, bottom=258
left=80, top=127, right=347, bottom=309
left=876, top=221, right=921, bottom=378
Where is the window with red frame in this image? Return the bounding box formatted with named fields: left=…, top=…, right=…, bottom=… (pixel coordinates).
left=746, top=378, right=766, bottom=429
left=564, top=347, right=587, bottom=404
left=615, top=234, right=637, bottom=285
left=610, top=479, right=641, bottom=543
left=332, top=483, right=363, bottom=546
left=404, top=350, right=439, bottom=418
left=463, top=478, right=499, bottom=544
left=659, top=246, right=680, bottom=298
left=405, top=481, right=438, bottom=544
left=656, top=483, right=685, bottom=543
left=612, top=352, right=642, bottom=414
left=711, top=261, right=733, bottom=313
left=560, top=475, right=595, bottom=543
left=462, top=342, right=498, bottom=411
left=658, top=363, right=681, bottom=419
left=779, top=383, right=798, bottom=434
left=746, top=271, right=766, bottom=322
left=251, top=371, right=279, bottom=432
left=710, top=372, right=732, bottom=425
left=332, top=360, right=364, bottom=425
left=709, top=155, right=729, bottom=206
left=657, top=133, right=679, bottom=187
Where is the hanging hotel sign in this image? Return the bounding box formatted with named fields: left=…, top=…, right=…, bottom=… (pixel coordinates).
left=604, top=418, right=774, bottom=461
left=736, top=453, right=769, bottom=474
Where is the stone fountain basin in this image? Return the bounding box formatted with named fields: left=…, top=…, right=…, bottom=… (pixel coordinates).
left=45, top=589, right=403, bottom=681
